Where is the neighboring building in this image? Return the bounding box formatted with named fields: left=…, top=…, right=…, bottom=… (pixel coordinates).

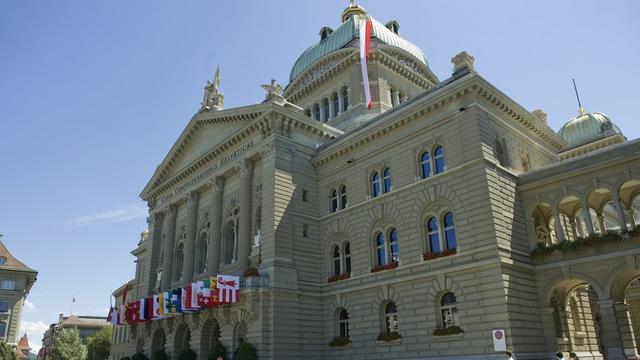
left=39, top=314, right=109, bottom=359
left=113, top=2, right=640, bottom=360
left=15, top=333, right=32, bottom=359
left=0, top=240, right=37, bottom=345
left=109, top=280, right=135, bottom=360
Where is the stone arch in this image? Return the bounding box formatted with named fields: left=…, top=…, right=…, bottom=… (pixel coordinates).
left=150, top=327, right=166, bottom=355
left=136, top=336, right=145, bottom=354
left=606, top=268, right=640, bottom=302
left=539, top=273, right=605, bottom=307
left=325, top=216, right=355, bottom=243
left=374, top=285, right=403, bottom=333
left=173, top=323, right=191, bottom=355
left=200, top=318, right=222, bottom=359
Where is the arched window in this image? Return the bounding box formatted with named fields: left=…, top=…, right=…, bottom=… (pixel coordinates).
left=332, top=93, right=340, bottom=117
left=330, top=189, right=338, bottom=213
left=333, top=245, right=341, bottom=276
left=174, top=242, right=184, bottom=280
left=322, top=98, right=330, bottom=122
left=339, top=185, right=347, bottom=209
left=196, top=232, right=208, bottom=274
left=313, top=104, right=321, bottom=121
left=375, top=232, right=386, bottom=266
left=389, top=228, right=399, bottom=263
left=383, top=167, right=392, bottom=193
left=440, top=292, right=458, bottom=328
left=372, top=172, right=381, bottom=197
left=224, top=208, right=240, bottom=264
left=344, top=242, right=351, bottom=273
left=342, top=87, right=349, bottom=112
left=384, top=302, right=398, bottom=333
left=434, top=146, right=445, bottom=174
left=390, top=88, right=396, bottom=107
left=443, top=212, right=457, bottom=250
left=427, top=217, right=440, bottom=253
left=420, top=152, right=431, bottom=179
left=338, top=309, right=349, bottom=338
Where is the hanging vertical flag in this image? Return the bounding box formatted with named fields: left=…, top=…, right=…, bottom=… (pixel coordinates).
left=359, top=17, right=373, bottom=109
left=107, top=307, right=117, bottom=325
left=172, top=289, right=182, bottom=314
left=216, top=275, right=240, bottom=304
left=148, top=295, right=155, bottom=320
left=190, top=282, right=200, bottom=310
left=196, top=279, right=213, bottom=308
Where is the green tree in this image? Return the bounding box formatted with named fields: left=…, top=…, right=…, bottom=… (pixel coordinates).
left=207, top=342, right=226, bottom=360
left=177, top=348, right=197, bottom=360
left=131, top=352, right=149, bottom=360
left=119, top=357, right=131, bottom=360
left=235, top=342, right=257, bottom=360
left=152, top=349, right=169, bottom=360
left=86, top=326, right=112, bottom=360
left=0, top=341, right=19, bottom=360
left=49, top=328, right=85, bottom=360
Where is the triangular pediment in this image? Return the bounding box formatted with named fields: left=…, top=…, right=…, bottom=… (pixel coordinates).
left=141, top=104, right=267, bottom=199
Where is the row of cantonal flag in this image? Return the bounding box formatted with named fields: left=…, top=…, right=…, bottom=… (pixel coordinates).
left=107, top=275, right=240, bottom=325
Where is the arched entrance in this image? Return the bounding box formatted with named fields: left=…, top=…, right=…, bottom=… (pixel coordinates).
left=200, top=319, right=222, bottom=359
left=151, top=328, right=166, bottom=357
left=174, top=323, right=192, bottom=356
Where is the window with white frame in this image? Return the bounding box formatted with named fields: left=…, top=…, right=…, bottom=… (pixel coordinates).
left=372, top=172, right=381, bottom=197
left=0, top=321, right=5, bottom=337
left=331, top=242, right=351, bottom=277
left=426, top=212, right=457, bottom=254
left=382, top=167, right=392, bottom=193
left=420, top=151, right=431, bottom=179
left=332, top=245, right=341, bottom=276
left=434, top=146, right=446, bottom=174
left=0, top=280, right=15, bottom=290
left=339, top=185, right=347, bottom=209
left=374, top=228, right=400, bottom=266
left=0, top=256, right=6, bottom=266
left=344, top=242, right=351, bottom=273
left=420, top=146, right=446, bottom=179
left=440, top=292, right=459, bottom=328
left=0, top=301, right=8, bottom=313
left=384, top=302, right=399, bottom=333
left=330, top=189, right=338, bottom=213
left=338, top=309, right=349, bottom=338
left=341, top=87, right=349, bottom=111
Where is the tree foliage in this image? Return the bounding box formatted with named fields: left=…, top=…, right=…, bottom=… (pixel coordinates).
left=235, top=342, right=257, bottom=360
left=0, top=341, right=19, bottom=360
left=87, top=326, right=112, bottom=360
left=49, top=328, right=85, bottom=360
left=207, top=342, right=226, bottom=360
left=178, top=348, right=197, bottom=360
left=152, top=349, right=169, bottom=360
left=131, top=352, right=149, bottom=360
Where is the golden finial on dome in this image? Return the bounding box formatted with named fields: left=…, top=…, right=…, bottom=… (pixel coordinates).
left=342, top=0, right=367, bottom=22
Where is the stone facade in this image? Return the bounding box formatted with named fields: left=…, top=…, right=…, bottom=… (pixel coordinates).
left=111, top=3, right=640, bottom=360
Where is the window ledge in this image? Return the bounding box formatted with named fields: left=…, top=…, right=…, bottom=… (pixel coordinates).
left=328, top=342, right=351, bottom=350
left=432, top=333, right=464, bottom=341
left=376, top=338, right=402, bottom=346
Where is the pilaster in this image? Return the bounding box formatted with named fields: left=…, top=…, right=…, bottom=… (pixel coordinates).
left=182, top=192, right=200, bottom=283
left=161, top=205, right=178, bottom=291
left=208, top=177, right=224, bottom=276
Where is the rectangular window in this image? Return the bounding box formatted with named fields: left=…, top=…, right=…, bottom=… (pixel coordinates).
left=0, top=280, right=15, bottom=290
left=0, top=322, right=5, bottom=337
left=303, top=224, right=309, bottom=238
left=0, top=301, right=8, bottom=313
left=302, top=189, right=308, bottom=202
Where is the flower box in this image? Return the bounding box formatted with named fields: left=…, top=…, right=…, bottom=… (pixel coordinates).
left=328, top=336, right=351, bottom=347
left=376, top=331, right=402, bottom=342
left=432, top=325, right=464, bottom=336
left=370, top=261, right=399, bottom=273
left=423, top=249, right=457, bottom=261
left=531, top=230, right=635, bottom=259
left=243, top=267, right=260, bottom=278
left=327, top=272, right=351, bottom=283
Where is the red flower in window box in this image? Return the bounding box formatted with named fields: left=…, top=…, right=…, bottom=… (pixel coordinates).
left=327, top=272, right=351, bottom=283
left=423, top=249, right=457, bottom=261
left=370, top=261, right=399, bottom=273
left=432, top=325, right=464, bottom=336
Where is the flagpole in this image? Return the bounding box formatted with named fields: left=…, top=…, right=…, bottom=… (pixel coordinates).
left=70, top=296, right=76, bottom=315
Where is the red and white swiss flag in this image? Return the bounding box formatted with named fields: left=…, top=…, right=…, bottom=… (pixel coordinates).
left=359, top=18, right=373, bottom=109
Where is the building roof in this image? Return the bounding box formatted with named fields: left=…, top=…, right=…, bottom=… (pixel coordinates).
left=59, top=314, right=110, bottom=328
left=557, top=111, right=624, bottom=147
left=289, top=14, right=429, bottom=82
left=0, top=241, right=36, bottom=273
left=16, top=333, right=30, bottom=359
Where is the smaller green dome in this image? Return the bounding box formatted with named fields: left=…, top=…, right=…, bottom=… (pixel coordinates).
left=558, top=111, right=622, bottom=147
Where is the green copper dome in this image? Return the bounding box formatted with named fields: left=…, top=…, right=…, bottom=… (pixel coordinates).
left=289, top=15, right=429, bottom=82
left=558, top=111, right=622, bottom=147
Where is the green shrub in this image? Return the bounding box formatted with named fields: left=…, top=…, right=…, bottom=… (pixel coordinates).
left=208, top=342, right=226, bottom=360
left=132, top=352, right=149, bottom=360
left=153, top=349, right=169, bottom=360
left=120, top=357, right=131, bottom=360
left=178, top=348, right=197, bottom=360
left=235, top=342, right=257, bottom=360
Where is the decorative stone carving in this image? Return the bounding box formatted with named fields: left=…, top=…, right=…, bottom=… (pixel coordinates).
left=451, top=51, right=475, bottom=74
left=235, top=160, right=253, bottom=177
left=201, top=67, right=224, bottom=112
left=260, top=79, right=284, bottom=103
left=532, top=109, right=548, bottom=124
left=209, top=176, right=224, bottom=192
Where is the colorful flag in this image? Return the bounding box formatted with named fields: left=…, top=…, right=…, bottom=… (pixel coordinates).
left=127, top=301, right=140, bottom=323
left=359, top=17, right=373, bottom=109
left=216, top=275, right=240, bottom=304
left=190, top=282, right=200, bottom=310
left=107, top=307, right=117, bottom=325
left=172, top=289, right=182, bottom=314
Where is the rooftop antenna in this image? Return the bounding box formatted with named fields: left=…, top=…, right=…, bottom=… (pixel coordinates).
left=572, top=78, right=585, bottom=115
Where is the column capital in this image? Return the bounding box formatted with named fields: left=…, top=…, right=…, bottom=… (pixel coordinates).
left=167, top=204, right=178, bottom=216
left=235, top=159, right=253, bottom=177
left=208, top=176, right=224, bottom=192
left=183, top=191, right=199, bottom=207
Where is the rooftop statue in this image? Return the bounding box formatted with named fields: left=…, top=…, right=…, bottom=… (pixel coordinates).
left=201, top=66, right=224, bottom=111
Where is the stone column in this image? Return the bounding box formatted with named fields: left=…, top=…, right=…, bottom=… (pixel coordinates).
left=597, top=214, right=607, bottom=235
left=612, top=192, right=629, bottom=234
left=553, top=211, right=566, bottom=243
left=540, top=307, right=560, bottom=355
left=614, top=302, right=639, bottom=358
left=338, top=92, right=344, bottom=113
left=392, top=90, right=400, bottom=107
left=597, top=299, right=626, bottom=360
left=625, top=207, right=636, bottom=231
left=582, top=205, right=595, bottom=236
left=557, top=308, right=572, bottom=352
left=569, top=218, right=578, bottom=240
left=147, top=210, right=165, bottom=294
left=236, top=160, right=253, bottom=269
left=526, top=217, right=538, bottom=246
left=208, top=177, right=224, bottom=276
left=182, top=192, right=199, bottom=283
left=161, top=205, right=177, bottom=291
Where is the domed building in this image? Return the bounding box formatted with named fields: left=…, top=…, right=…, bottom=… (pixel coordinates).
left=113, top=2, right=640, bottom=360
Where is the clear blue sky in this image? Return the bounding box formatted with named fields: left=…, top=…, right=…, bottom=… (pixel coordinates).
left=1, top=0, right=638, bottom=351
